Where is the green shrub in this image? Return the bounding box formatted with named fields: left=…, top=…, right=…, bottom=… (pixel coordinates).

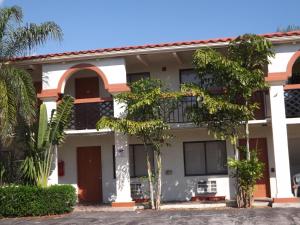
left=228, top=149, right=264, bottom=208
left=0, top=185, right=76, bottom=217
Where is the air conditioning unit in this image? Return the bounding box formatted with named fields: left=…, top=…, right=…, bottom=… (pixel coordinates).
left=130, top=183, right=143, bottom=199
left=196, top=180, right=217, bottom=194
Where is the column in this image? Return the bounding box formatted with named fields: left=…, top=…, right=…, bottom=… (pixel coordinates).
left=112, top=97, right=134, bottom=207
left=43, top=99, right=59, bottom=186
left=269, top=84, right=293, bottom=198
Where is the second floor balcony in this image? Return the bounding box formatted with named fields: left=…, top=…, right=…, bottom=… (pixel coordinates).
left=67, top=98, right=114, bottom=130
left=66, top=92, right=269, bottom=131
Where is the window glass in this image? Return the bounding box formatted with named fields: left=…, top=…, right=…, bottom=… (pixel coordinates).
left=180, top=69, right=214, bottom=89
left=206, top=142, right=227, bottom=174
left=133, top=145, right=151, bottom=177
left=184, top=141, right=227, bottom=176
left=184, top=142, right=206, bottom=175
left=127, top=72, right=150, bottom=83
left=113, top=144, right=154, bottom=178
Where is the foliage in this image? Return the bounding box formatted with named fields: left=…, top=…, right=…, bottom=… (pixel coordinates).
left=0, top=6, right=62, bottom=145
left=228, top=148, right=264, bottom=208
left=0, top=185, right=76, bottom=217
left=277, top=25, right=300, bottom=32
left=20, top=96, right=74, bottom=187
left=185, top=34, right=273, bottom=207
left=97, top=78, right=175, bottom=209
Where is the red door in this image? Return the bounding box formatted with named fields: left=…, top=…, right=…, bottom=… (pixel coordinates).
left=75, top=77, right=99, bottom=99
left=239, top=138, right=270, bottom=198
left=77, top=146, right=102, bottom=203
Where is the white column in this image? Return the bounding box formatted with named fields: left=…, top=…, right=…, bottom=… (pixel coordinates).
left=269, top=84, right=293, bottom=198
left=113, top=97, right=132, bottom=203
left=43, top=99, right=59, bottom=186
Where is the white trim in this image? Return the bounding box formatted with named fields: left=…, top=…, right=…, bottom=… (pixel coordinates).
left=65, top=128, right=112, bottom=135
left=286, top=118, right=300, bottom=124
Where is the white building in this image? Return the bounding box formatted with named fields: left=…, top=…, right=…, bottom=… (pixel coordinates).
left=14, top=31, right=300, bottom=207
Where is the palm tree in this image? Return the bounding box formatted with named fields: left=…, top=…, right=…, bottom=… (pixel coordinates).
left=0, top=6, right=62, bottom=145
left=277, top=25, right=300, bottom=32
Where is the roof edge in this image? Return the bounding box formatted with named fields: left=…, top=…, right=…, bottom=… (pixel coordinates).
left=12, top=30, right=300, bottom=64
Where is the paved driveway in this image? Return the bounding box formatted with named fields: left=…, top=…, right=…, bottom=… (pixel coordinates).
left=0, top=208, right=299, bottom=225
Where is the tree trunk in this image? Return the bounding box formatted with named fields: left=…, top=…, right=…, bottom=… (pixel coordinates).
left=145, top=144, right=155, bottom=209
left=245, top=101, right=250, bottom=160
left=155, top=151, right=162, bottom=210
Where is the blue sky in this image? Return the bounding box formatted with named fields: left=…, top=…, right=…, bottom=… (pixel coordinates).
left=3, top=0, right=300, bottom=55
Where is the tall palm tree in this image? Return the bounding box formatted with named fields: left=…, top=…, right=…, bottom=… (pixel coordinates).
left=0, top=6, right=62, bottom=145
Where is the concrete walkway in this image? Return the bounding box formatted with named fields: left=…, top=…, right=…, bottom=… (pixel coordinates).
left=1, top=208, right=300, bottom=225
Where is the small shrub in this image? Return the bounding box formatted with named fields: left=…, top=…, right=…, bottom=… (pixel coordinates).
left=0, top=185, right=76, bottom=217
left=228, top=149, right=264, bottom=208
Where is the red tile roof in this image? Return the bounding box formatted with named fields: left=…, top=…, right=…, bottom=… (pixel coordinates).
left=13, top=31, right=300, bottom=62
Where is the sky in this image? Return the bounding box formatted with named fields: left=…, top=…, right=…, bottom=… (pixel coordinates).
left=2, top=0, right=300, bottom=55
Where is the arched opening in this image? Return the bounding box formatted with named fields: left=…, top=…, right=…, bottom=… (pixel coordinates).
left=64, top=69, right=111, bottom=100
left=288, top=58, right=300, bottom=84
left=61, top=65, right=114, bottom=130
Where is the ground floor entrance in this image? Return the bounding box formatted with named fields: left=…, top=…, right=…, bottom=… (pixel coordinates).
left=77, top=146, right=102, bottom=203
left=240, top=138, right=270, bottom=198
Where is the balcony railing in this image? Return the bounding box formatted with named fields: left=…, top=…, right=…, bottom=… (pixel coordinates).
left=67, top=99, right=114, bottom=130
left=67, top=92, right=268, bottom=130
left=285, top=88, right=300, bottom=118
left=160, top=91, right=267, bottom=123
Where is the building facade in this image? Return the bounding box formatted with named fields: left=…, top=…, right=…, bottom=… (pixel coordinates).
left=15, top=31, right=300, bottom=206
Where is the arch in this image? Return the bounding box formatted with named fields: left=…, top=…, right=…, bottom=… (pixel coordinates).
left=285, top=50, right=300, bottom=79
left=57, top=63, right=110, bottom=94
left=266, top=50, right=300, bottom=82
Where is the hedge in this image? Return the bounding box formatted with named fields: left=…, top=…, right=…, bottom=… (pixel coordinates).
left=0, top=185, right=76, bottom=217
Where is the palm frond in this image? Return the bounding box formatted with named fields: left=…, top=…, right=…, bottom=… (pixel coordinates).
left=5, top=21, right=63, bottom=57
left=49, top=95, right=74, bottom=145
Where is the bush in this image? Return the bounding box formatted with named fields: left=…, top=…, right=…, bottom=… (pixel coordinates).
left=0, top=185, right=76, bottom=217
left=228, top=150, right=264, bottom=208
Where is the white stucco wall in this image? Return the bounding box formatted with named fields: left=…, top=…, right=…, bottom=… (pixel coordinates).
left=268, top=43, right=300, bottom=74
left=42, top=58, right=126, bottom=91
left=58, top=134, right=116, bottom=203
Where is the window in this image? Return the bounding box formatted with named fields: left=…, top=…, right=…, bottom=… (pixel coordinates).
left=113, top=144, right=154, bottom=178
left=183, top=141, right=227, bottom=176
left=180, top=69, right=201, bottom=86
left=127, top=72, right=150, bottom=83
left=179, top=69, right=214, bottom=89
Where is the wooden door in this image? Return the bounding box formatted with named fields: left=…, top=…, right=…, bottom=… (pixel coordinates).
left=77, top=146, right=102, bottom=203
left=239, top=138, right=270, bottom=198
left=75, top=77, right=99, bottom=99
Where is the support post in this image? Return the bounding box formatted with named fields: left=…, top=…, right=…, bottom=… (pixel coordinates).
left=112, top=96, right=134, bottom=207
left=269, top=84, right=294, bottom=199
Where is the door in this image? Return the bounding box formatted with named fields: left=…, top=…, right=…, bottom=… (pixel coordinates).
left=77, top=146, right=102, bottom=203
left=75, top=77, right=99, bottom=99
left=239, top=138, right=270, bottom=198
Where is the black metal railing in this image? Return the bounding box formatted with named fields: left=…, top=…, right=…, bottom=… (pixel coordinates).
left=285, top=88, right=300, bottom=118
left=67, top=92, right=268, bottom=130
left=160, top=96, right=196, bottom=123
left=67, top=101, right=114, bottom=130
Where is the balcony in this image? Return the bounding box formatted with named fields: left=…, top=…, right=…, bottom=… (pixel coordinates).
left=285, top=88, right=300, bottom=118
left=67, top=98, right=114, bottom=130
left=160, top=91, right=268, bottom=124
left=66, top=92, right=268, bottom=131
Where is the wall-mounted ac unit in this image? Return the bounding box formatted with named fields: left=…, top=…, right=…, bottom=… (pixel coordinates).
left=196, top=180, right=217, bottom=194
left=130, top=183, right=143, bottom=199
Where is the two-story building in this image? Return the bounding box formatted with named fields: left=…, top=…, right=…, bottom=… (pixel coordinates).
left=14, top=31, right=300, bottom=207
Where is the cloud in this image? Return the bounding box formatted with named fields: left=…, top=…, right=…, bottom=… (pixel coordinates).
left=0, top=0, right=4, bottom=5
